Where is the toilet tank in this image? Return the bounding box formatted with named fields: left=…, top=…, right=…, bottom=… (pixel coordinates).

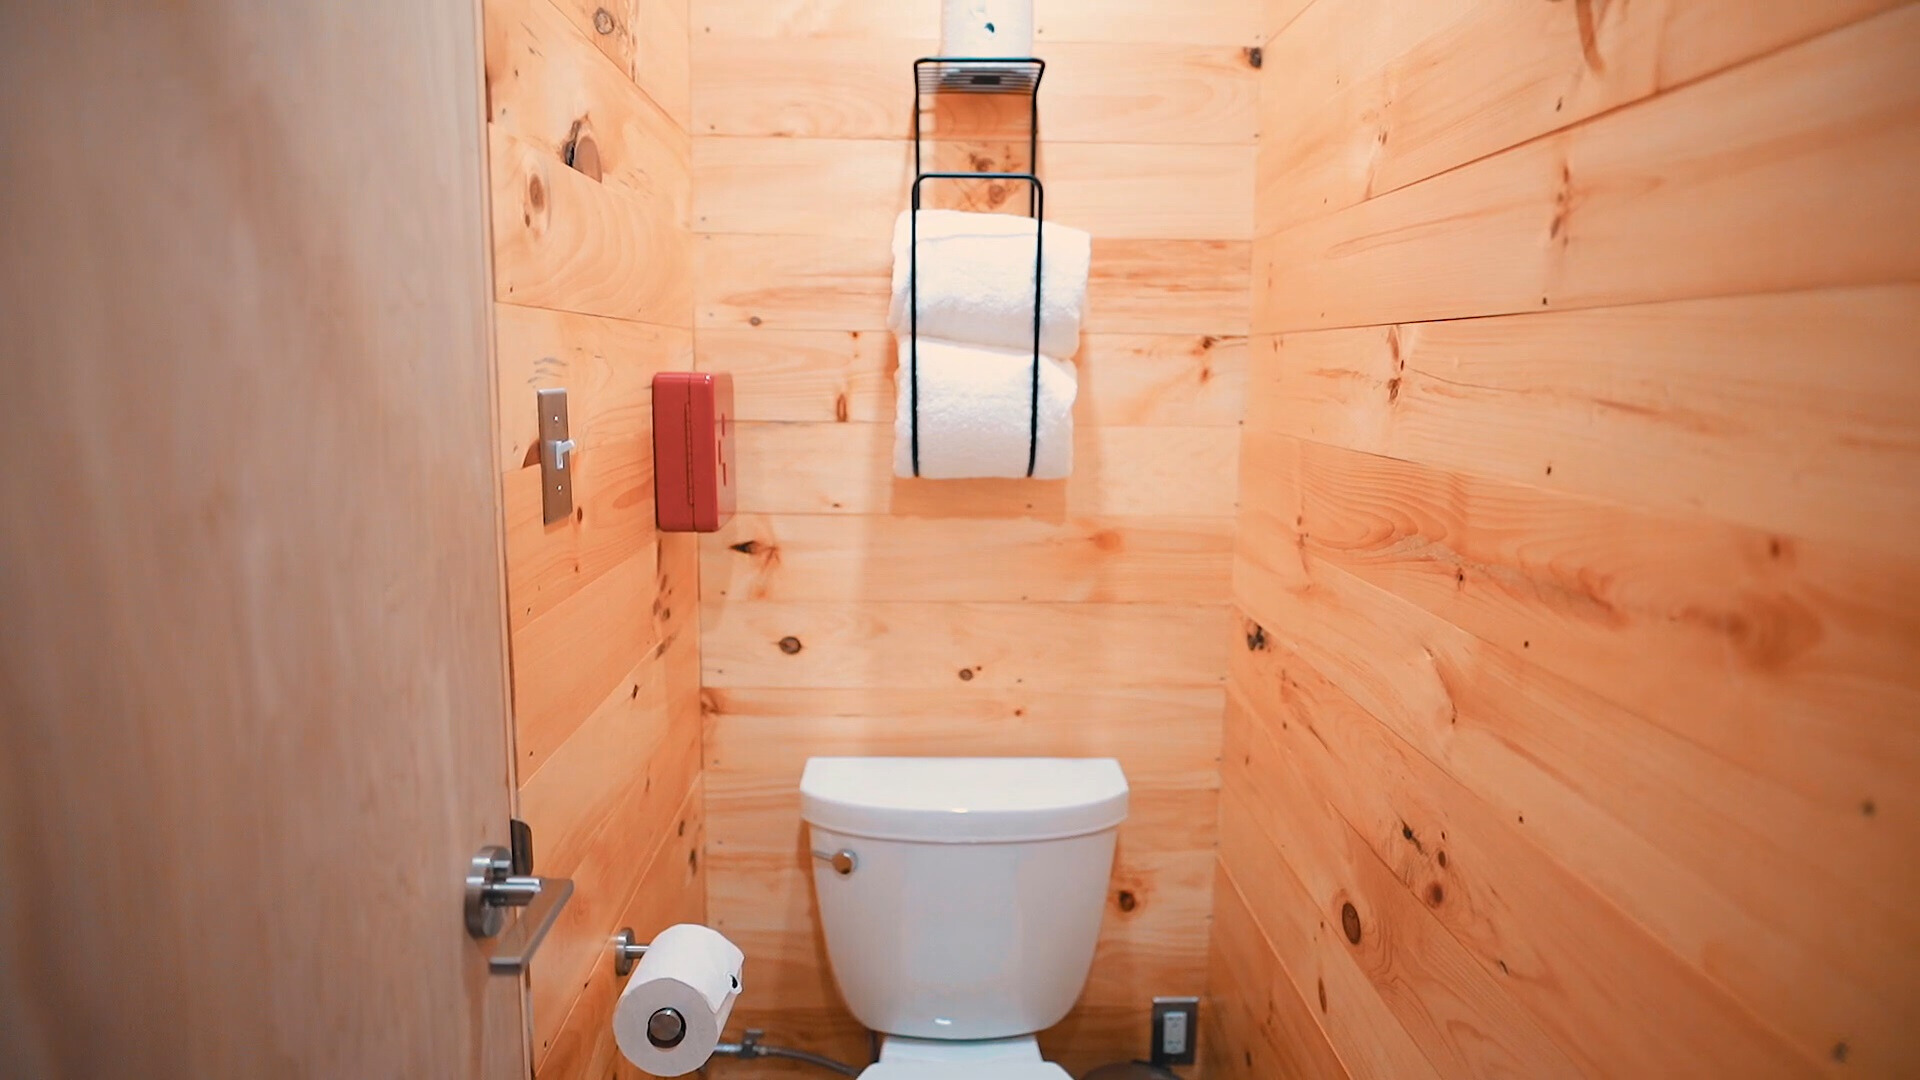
left=800, top=757, right=1129, bottom=1041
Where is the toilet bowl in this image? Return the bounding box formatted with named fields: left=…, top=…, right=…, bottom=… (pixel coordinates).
left=800, top=757, right=1129, bottom=1078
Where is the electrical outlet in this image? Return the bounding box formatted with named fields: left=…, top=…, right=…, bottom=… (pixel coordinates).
left=1151, top=996, right=1199, bottom=1067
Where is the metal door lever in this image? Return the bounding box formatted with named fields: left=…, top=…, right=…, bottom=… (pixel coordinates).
left=467, top=826, right=574, bottom=974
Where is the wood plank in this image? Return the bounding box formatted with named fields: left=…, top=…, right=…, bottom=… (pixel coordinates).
left=696, top=233, right=1249, bottom=334
left=1235, top=428, right=1920, bottom=896
left=1206, top=862, right=1359, bottom=1080
left=699, top=329, right=1246, bottom=426
left=1246, top=430, right=1920, bottom=848
left=1221, top=728, right=1567, bottom=1079
left=721, top=422, right=1240, bottom=518
left=502, top=442, right=656, bottom=632
left=702, top=512, right=1231, bottom=603
left=490, top=125, right=694, bottom=324
left=1256, top=0, right=1900, bottom=235
left=1234, top=462, right=1920, bottom=1071
left=695, top=137, right=1253, bottom=241
left=691, top=37, right=1257, bottom=143
left=1252, top=7, right=1920, bottom=332
left=1260, top=0, right=1314, bottom=46
left=536, top=779, right=706, bottom=1077
left=701, top=600, right=1229, bottom=689
left=1231, top=625, right=1833, bottom=1077
left=1249, top=285, right=1920, bottom=560
left=548, top=0, right=693, bottom=130
left=692, top=0, right=1262, bottom=45
left=524, top=628, right=701, bottom=1063
left=484, top=0, right=690, bottom=216
left=702, top=685, right=1225, bottom=786
left=494, top=306, right=688, bottom=630
left=1216, top=798, right=1439, bottom=1080
left=494, top=304, right=690, bottom=474
left=511, top=548, right=663, bottom=778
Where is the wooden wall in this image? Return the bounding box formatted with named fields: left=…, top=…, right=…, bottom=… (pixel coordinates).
left=689, top=1, right=1258, bottom=1072
left=1208, top=2, right=1920, bottom=1078
left=480, top=0, right=706, bottom=1074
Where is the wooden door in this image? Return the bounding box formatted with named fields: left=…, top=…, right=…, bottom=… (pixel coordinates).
left=0, top=2, right=526, bottom=1077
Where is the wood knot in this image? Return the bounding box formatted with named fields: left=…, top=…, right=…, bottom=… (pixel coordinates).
left=1116, top=890, right=1137, bottom=913
left=1245, top=623, right=1269, bottom=651
left=777, top=636, right=803, bottom=655
left=731, top=540, right=759, bottom=555
left=1426, top=882, right=1445, bottom=906
left=749, top=315, right=763, bottom=326
left=564, top=119, right=602, bottom=181
left=592, top=7, right=615, bottom=34
left=1245, top=46, right=1263, bottom=69
left=958, top=667, right=975, bottom=681
left=525, top=174, right=546, bottom=212
left=1340, top=902, right=1362, bottom=944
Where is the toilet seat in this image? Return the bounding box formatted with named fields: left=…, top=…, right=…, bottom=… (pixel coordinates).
left=860, top=1065, right=1071, bottom=1079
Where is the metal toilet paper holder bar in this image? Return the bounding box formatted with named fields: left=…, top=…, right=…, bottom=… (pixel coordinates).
left=611, top=927, right=651, bottom=977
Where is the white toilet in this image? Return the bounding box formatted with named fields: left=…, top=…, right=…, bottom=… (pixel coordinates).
left=800, top=757, right=1130, bottom=1079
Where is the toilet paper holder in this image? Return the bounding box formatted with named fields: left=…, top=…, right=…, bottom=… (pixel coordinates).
left=610, top=926, right=745, bottom=1053
left=610, top=926, right=747, bottom=989
left=611, top=927, right=652, bottom=977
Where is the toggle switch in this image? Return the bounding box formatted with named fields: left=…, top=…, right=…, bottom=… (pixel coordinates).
left=537, top=387, right=576, bottom=525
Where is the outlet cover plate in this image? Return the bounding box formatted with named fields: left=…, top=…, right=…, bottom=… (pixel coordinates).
left=1151, top=996, right=1199, bottom=1067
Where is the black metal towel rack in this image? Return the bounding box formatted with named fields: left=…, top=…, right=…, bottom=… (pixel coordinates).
left=907, top=57, right=1047, bottom=478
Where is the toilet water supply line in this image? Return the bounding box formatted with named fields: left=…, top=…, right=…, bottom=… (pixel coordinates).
left=710, top=1029, right=863, bottom=1077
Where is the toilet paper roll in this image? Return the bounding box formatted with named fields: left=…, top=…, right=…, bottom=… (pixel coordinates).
left=613, top=924, right=745, bottom=1077
left=941, top=0, right=1034, bottom=57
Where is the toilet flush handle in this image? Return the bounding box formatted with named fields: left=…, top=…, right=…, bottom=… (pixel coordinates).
left=811, top=848, right=858, bottom=876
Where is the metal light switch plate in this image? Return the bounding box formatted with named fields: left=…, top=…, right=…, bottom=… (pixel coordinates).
left=537, top=387, right=576, bottom=525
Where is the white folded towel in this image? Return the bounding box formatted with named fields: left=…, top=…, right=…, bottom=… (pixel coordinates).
left=889, top=209, right=1091, bottom=360
left=894, top=335, right=1077, bottom=480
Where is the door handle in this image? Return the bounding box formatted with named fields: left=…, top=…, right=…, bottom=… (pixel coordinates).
left=466, top=820, right=574, bottom=975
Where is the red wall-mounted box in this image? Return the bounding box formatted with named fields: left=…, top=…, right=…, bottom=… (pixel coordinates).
left=652, top=372, right=735, bottom=532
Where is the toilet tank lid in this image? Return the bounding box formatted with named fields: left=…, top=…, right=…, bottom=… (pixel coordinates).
left=800, top=757, right=1129, bottom=843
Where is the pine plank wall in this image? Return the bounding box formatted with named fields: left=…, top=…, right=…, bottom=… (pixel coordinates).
left=1208, top=2, right=1920, bottom=1079
left=688, top=0, right=1257, bottom=1073
left=471, top=0, right=1920, bottom=1075
left=482, top=0, right=706, bottom=1073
